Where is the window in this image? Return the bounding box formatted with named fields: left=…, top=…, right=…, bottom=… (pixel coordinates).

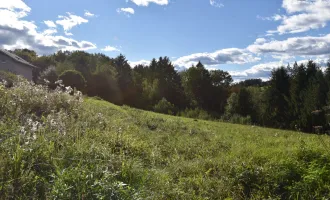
left=1, top=59, right=6, bottom=64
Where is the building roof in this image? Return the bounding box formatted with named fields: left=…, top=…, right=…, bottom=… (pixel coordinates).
left=0, top=49, right=38, bottom=69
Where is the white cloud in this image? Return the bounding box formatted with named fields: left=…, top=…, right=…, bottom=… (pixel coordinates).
left=173, top=48, right=261, bottom=68
left=117, top=8, right=135, bottom=16
left=268, top=0, right=330, bottom=34
left=64, top=32, right=73, bottom=36
left=56, top=12, right=88, bottom=34
left=44, top=20, right=56, bottom=28
left=130, top=0, right=168, bottom=6
left=0, top=1, right=96, bottom=55
left=254, top=38, right=267, bottom=45
left=257, top=14, right=284, bottom=21
left=42, top=29, right=57, bottom=36
left=271, top=54, right=294, bottom=62
left=129, top=60, right=151, bottom=67
left=248, top=34, right=330, bottom=57
left=230, top=61, right=285, bottom=81
left=210, top=0, right=224, bottom=8
left=230, top=58, right=329, bottom=81
left=84, top=10, right=95, bottom=17
left=282, top=0, right=313, bottom=14
left=101, top=45, right=120, bottom=52
left=0, top=0, right=30, bottom=13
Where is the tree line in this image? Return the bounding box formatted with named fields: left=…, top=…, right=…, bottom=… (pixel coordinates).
left=10, top=49, right=330, bottom=133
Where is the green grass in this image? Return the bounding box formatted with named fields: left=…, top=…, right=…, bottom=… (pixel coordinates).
left=2, top=81, right=330, bottom=199
left=84, top=99, right=330, bottom=199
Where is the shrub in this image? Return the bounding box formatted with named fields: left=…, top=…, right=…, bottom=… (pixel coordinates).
left=0, top=70, right=18, bottom=87
left=59, top=70, right=86, bottom=93
left=153, top=98, right=176, bottom=115
left=178, top=108, right=213, bottom=120
left=37, top=66, right=58, bottom=89
left=0, top=79, right=139, bottom=199
left=0, top=78, right=83, bottom=122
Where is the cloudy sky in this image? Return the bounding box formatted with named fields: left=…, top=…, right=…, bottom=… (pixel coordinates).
left=1, top=0, right=330, bottom=81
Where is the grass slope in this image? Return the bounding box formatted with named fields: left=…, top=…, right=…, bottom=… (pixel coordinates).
left=2, top=80, right=330, bottom=199
left=84, top=99, right=330, bottom=199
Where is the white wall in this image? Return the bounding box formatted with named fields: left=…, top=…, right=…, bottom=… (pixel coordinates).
left=0, top=53, right=33, bottom=81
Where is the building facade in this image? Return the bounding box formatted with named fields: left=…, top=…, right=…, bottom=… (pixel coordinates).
left=0, top=49, right=37, bottom=81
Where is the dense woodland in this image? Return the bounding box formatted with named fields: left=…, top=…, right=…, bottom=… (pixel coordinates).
left=9, top=49, right=330, bottom=133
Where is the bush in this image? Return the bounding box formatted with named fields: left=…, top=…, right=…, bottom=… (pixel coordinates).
left=153, top=98, right=176, bottom=115
left=59, top=70, right=86, bottom=93
left=178, top=108, right=213, bottom=120
left=0, top=78, right=83, bottom=122
left=0, top=79, right=138, bottom=199
left=0, top=70, right=18, bottom=87
left=37, top=66, right=58, bottom=89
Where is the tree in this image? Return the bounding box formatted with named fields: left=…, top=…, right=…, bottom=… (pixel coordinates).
left=155, top=57, right=186, bottom=108
left=13, top=49, right=37, bottom=63
left=264, top=67, right=291, bottom=128
left=225, top=92, right=239, bottom=117
left=306, top=60, right=318, bottom=81
left=289, top=62, right=307, bottom=128
left=237, top=88, right=252, bottom=117
left=210, top=70, right=233, bottom=87
left=113, top=54, right=134, bottom=105
left=181, top=62, right=213, bottom=109
left=59, top=70, right=86, bottom=93
left=300, top=70, right=328, bottom=132
left=87, top=63, right=121, bottom=104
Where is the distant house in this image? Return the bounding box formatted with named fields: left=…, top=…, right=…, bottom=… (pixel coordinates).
left=0, top=49, right=37, bottom=81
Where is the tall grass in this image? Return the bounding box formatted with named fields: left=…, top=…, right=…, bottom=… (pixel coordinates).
left=1, top=76, right=330, bottom=199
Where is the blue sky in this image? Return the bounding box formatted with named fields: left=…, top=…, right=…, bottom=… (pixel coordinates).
left=1, top=0, right=330, bottom=81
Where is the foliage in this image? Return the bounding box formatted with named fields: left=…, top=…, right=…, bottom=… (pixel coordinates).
left=38, top=66, right=58, bottom=89
left=0, top=70, right=18, bottom=87
left=8, top=48, right=330, bottom=133
left=210, top=69, right=233, bottom=87
left=59, top=70, right=87, bottom=93
left=225, top=92, right=239, bottom=117
left=178, top=107, right=213, bottom=120
left=2, top=80, right=330, bottom=199
left=153, top=98, right=176, bottom=115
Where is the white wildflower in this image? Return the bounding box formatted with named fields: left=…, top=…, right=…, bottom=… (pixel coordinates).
left=55, top=80, right=63, bottom=85
left=65, top=86, right=73, bottom=94
left=27, top=118, right=33, bottom=126
left=20, top=126, right=26, bottom=135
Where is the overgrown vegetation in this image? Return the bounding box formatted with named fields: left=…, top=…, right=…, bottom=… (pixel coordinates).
left=10, top=48, right=330, bottom=133
left=2, top=76, right=330, bottom=199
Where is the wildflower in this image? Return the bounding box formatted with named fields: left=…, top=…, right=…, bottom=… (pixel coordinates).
left=55, top=80, right=63, bottom=85
left=27, top=118, right=33, bottom=126
left=44, top=79, right=50, bottom=84
left=20, top=126, right=26, bottom=135
left=65, top=86, right=73, bottom=94
left=50, top=119, right=57, bottom=127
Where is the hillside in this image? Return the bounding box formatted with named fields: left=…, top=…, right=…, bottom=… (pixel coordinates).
left=2, top=79, right=330, bottom=199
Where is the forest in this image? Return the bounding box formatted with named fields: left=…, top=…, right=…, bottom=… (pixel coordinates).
left=9, top=49, right=330, bottom=133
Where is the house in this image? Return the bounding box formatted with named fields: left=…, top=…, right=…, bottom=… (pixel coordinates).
left=0, top=49, right=37, bottom=81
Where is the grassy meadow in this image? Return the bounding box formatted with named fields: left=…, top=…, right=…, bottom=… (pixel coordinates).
left=2, top=79, right=330, bottom=199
